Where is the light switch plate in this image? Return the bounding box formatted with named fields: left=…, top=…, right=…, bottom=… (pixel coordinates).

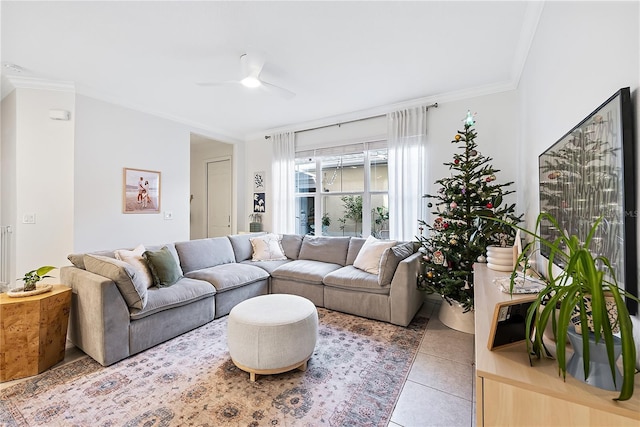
left=22, top=213, right=36, bottom=224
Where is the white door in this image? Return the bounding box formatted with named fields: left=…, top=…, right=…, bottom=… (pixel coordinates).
left=207, top=158, right=232, bottom=237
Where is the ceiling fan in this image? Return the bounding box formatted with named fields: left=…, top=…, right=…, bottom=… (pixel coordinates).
left=197, top=53, right=295, bottom=99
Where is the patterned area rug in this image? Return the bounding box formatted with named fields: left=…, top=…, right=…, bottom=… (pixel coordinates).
left=1, top=308, right=428, bottom=427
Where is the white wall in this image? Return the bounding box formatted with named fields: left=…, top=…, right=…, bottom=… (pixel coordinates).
left=517, top=1, right=640, bottom=228
left=73, top=95, right=191, bottom=252
left=1, top=91, right=17, bottom=290
left=190, top=137, right=234, bottom=239
left=0, top=88, right=75, bottom=286
left=243, top=136, right=274, bottom=231
left=244, top=91, right=518, bottom=233
left=517, top=1, right=639, bottom=313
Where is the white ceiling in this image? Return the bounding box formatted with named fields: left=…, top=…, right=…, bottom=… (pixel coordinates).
left=1, top=1, right=543, bottom=142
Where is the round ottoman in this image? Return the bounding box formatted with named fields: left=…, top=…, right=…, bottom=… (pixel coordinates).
left=227, top=294, right=318, bottom=381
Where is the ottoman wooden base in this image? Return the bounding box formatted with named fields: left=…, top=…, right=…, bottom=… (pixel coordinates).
left=232, top=356, right=311, bottom=382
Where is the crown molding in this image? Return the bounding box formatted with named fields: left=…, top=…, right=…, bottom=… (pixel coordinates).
left=511, top=1, right=545, bottom=89
left=3, top=75, right=75, bottom=92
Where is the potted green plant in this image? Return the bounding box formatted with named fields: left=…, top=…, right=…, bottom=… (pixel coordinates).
left=497, top=212, right=637, bottom=401
left=372, top=206, right=389, bottom=238
left=17, top=266, right=56, bottom=292
left=321, top=212, right=331, bottom=227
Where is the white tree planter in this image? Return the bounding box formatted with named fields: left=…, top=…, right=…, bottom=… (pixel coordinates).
left=486, top=245, right=515, bottom=272
left=438, top=300, right=475, bottom=334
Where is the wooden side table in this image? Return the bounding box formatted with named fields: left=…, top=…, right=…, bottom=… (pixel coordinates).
left=0, top=284, right=72, bottom=382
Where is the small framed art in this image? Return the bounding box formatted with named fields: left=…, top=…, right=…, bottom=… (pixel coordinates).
left=487, top=295, right=537, bottom=350
left=123, top=168, right=161, bottom=214
left=253, top=171, right=266, bottom=191
left=253, top=193, right=265, bottom=213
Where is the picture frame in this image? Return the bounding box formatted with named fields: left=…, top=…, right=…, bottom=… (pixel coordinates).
left=123, top=168, right=161, bottom=214
left=253, top=171, right=266, bottom=191
left=538, top=87, right=637, bottom=314
left=487, top=295, right=537, bottom=351
left=253, top=193, right=265, bottom=213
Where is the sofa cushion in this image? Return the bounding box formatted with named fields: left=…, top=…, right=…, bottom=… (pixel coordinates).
left=68, top=249, right=117, bottom=270
left=143, top=246, right=183, bottom=287
left=323, top=266, right=391, bottom=295
left=250, top=233, right=287, bottom=261
left=114, top=244, right=154, bottom=289
left=346, top=237, right=367, bottom=265
left=281, top=234, right=303, bottom=260
left=175, top=237, right=235, bottom=273
left=228, top=232, right=267, bottom=262
left=378, top=242, right=414, bottom=286
left=240, top=259, right=292, bottom=274
left=298, top=236, right=350, bottom=266
left=129, top=277, right=216, bottom=320
left=185, top=263, right=269, bottom=293
left=353, top=236, right=397, bottom=275
left=84, top=254, right=148, bottom=310
left=271, top=259, right=342, bottom=285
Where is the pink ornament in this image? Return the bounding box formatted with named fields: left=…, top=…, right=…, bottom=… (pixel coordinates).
left=450, top=202, right=458, bottom=209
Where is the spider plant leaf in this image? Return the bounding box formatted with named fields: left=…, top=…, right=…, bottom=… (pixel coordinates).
left=608, top=285, right=636, bottom=401
left=556, top=286, right=579, bottom=380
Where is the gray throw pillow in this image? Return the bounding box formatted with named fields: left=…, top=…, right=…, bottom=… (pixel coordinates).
left=83, top=254, right=148, bottom=309
left=280, top=234, right=303, bottom=260
left=378, top=243, right=414, bottom=286
left=143, top=246, right=183, bottom=287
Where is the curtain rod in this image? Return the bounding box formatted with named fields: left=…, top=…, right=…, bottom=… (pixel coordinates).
left=265, top=102, right=438, bottom=139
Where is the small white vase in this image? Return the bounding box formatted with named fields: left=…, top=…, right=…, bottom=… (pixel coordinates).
left=486, top=245, right=515, bottom=272
left=438, top=301, right=475, bottom=334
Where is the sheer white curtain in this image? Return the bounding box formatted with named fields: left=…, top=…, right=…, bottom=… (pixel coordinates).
left=271, top=131, right=296, bottom=234
left=388, top=106, right=428, bottom=241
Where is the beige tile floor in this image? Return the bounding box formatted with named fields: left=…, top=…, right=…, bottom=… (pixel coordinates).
left=390, top=298, right=476, bottom=427
left=2, top=298, right=476, bottom=427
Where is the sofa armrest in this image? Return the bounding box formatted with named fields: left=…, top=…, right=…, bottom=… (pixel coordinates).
left=61, top=266, right=131, bottom=366
left=389, top=252, right=423, bottom=326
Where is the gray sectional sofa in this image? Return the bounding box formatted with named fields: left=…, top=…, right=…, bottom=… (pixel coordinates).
left=61, top=233, right=423, bottom=366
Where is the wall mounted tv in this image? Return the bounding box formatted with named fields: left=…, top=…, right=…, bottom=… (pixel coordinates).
left=538, top=87, right=637, bottom=314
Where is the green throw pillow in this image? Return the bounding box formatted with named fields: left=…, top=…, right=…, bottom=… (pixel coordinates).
left=143, top=246, right=182, bottom=287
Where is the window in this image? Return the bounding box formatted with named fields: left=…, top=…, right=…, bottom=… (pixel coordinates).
left=295, top=142, right=388, bottom=237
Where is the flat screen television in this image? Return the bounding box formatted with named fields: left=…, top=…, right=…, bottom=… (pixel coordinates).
left=538, top=87, right=637, bottom=314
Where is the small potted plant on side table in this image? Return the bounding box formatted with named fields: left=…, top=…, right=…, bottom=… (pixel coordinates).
left=8, top=265, right=56, bottom=297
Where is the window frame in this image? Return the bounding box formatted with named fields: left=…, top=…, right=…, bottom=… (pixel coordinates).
left=294, top=141, right=388, bottom=237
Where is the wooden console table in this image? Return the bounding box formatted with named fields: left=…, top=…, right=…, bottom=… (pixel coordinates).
left=474, top=264, right=640, bottom=426
left=0, top=285, right=72, bottom=382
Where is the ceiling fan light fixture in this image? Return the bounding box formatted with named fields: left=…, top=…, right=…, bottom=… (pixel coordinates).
left=240, top=76, right=261, bottom=88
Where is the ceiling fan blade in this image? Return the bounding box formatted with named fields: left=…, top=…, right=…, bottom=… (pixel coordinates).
left=260, top=80, right=296, bottom=99
left=240, top=53, right=265, bottom=78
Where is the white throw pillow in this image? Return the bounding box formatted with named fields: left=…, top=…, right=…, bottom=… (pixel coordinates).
left=114, top=244, right=154, bottom=289
left=353, top=236, right=397, bottom=275
left=250, top=234, right=287, bottom=261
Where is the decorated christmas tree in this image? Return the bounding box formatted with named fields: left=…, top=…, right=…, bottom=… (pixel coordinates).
left=417, top=112, right=520, bottom=311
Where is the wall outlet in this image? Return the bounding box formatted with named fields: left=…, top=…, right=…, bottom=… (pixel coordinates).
left=164, top=211, right=173, bottom=220
left=22, top=213, right=36, bottom=224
